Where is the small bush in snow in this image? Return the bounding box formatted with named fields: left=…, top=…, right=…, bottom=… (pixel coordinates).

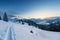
left=22, top=22, right=24, bottom=25
left=30, top=30, right=33, bottom=33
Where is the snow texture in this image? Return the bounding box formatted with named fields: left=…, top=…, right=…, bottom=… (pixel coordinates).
left=0, top=20, right=60, bottom=40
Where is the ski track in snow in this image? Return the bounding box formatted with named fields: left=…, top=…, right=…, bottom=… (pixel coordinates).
left=0, top=20, right=60, bottom=40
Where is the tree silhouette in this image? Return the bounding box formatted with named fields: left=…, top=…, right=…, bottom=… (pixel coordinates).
left=3, top=12, right=8, bottom=22
left=0, top=16, right=2, bottom=20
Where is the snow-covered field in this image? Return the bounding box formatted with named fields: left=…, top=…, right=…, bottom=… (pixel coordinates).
left=0, top=20, right=60, bottom=40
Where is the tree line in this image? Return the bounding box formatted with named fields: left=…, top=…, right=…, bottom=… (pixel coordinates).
left=18, top=19, right=60, bottom=32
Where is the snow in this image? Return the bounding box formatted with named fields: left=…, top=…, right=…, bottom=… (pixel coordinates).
left=37, top=21, right=50, bottom=25
left=0, top=20, right=60, bottom=40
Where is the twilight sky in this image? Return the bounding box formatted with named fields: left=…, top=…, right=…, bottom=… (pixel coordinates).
left=0, top=0, right=60, bottom=19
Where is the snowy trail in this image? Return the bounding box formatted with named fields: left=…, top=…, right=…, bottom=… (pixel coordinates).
left=4, top=26, right=16, bottom=40
left=4, top=26, right=10, bottom=40
left=0, top=21, right=16, bottom=40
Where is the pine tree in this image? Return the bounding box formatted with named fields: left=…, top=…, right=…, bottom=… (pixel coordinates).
left=3, top=12, right=8, bottom=22
left=0, top=16, right=2, bottom=20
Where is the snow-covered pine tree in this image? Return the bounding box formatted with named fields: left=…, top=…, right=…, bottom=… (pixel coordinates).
left=3, top=12, right=8, bottom=22
left=0, top=16, right=2, bottom=20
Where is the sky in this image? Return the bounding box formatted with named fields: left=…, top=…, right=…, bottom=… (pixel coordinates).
left=0, top=0, right=60, bottom=19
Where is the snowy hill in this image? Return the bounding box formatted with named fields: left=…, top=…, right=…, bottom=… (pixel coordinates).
left=30, top=18, right=42, bottom=24
left=43, top=17, right=60, bottom=23
left=0, top=20, right=60, bottom=40
left=8, top=17, right=60, bottom=26
left=8, top=17, right=60, bottom=32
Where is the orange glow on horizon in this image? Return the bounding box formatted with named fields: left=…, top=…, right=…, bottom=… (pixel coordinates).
left=15, top=14, right=60, bottom=19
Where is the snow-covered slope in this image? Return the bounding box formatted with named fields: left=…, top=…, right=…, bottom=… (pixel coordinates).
left=0, top=20, right=60, bottom=40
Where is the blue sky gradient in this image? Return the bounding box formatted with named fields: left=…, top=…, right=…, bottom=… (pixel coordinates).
left=0, top=0, right=60, bottom=18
